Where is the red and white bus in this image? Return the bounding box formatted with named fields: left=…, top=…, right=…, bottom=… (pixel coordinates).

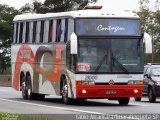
left=11, top=5, right=152, bottom=105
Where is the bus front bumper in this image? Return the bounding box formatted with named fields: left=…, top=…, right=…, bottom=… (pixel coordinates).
left=76, top=85, right=143, bottom=99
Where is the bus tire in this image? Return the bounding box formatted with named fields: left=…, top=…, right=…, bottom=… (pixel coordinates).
left=26, top=74, right=34, bottom=100
left=26, top=74, right=45, bottom=100
left=61, top=78, right=72, bottom=105
left=134, top=97, right=141, bottom=101
left=79, top=99, right=87, bottom=101
left=21, top=75, right=27, bottom=99
left=36, top=94, right=45, bottom=100
left=148, top=88, right=156, bottom=103
left=118, top=98, right=130, bottom=105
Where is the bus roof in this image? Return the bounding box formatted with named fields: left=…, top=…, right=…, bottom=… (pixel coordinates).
left=13, top=9, right=139, bottom=22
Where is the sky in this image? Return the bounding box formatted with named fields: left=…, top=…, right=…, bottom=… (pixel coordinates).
left=0, top=0, right=157, bottom=11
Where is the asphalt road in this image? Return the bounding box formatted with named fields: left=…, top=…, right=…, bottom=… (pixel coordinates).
left=0, top=87, right=160, bottom=120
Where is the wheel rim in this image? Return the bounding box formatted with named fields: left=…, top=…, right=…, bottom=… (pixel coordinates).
left=27, top=87, right=31, bottom=97
left=22, top=81, right=26, bottom=98
left=26, top=76, right=32, bottom=99
left=62, top=82, right=68, bottom=102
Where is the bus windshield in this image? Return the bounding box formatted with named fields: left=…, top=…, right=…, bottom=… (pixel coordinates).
left=77, top=39, right=143, bottom=73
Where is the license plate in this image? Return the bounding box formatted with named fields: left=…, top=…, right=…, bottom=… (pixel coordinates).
left=106, top=90, right=117, bottom=94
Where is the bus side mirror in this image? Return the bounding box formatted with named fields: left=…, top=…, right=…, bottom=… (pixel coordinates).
left=70, top=33, right=78, bottom=54
left=143, top=33, right=152, bottom=54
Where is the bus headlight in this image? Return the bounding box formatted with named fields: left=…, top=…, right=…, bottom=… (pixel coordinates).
left=128, top=80, right=143, bottom=85
left=134, top=89, right=139, bottom=93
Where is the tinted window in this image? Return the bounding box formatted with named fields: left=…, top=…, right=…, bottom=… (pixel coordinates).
left=25, top=22, right=29, bottom=43
left=32, top=21, right=37, bottom=43
left=19, top=22, right=23, bottom=43
left=64, top=19, right=68, bottom=42
left=40, top=21, right=44, bottom=43
left=77, top=38, right=143, bottom=73
left=15, top=23, right=19, bottom=43
left=56, top=19, right=62, bottom=42
left=48, top=20, right=53, bottom=42
left=77, top=39, right=109, bottom=72
left=112, top=39, right=143, bottom=72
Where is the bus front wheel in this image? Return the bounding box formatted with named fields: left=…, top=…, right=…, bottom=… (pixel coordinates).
left=61, top=78, right=72, bottom=104
left=134, top=97, right=141, bottom=101
left=118, top=98, right=130, bottom=105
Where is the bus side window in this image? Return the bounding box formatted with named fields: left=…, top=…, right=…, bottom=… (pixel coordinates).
left=19, top=22, right=23, bottom=43
left=12, top=23, right=16, bottom=44
left=15, top=23, right=19, bottom=43
left=64, top=19, right=68, bottom=43
left=32, top=21, right=37, bottom=43
left=25, top=22, right=30, bottom=43
left=56, top=19, right=62, bottom=42
left=48, top=20, right=53, bottom=42
left=40, top=20, right=44, bottom=43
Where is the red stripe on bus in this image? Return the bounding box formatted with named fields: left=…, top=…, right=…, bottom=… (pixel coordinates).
left=76, top=84, right=143, bottom=98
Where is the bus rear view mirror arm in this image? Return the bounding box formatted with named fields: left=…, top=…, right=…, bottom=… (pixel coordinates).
left=143, top=32, right=152, bottom=54
left=70, top=33, right=78, bottom=54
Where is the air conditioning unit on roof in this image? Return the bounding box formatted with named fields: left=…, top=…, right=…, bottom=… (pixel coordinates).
left=83, top=3, right=103, bottom=10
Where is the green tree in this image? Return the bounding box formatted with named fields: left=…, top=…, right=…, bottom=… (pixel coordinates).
left=153, top=9, right=160, bottom=63
left=20, top=3, right=34, bottom=13
left=138, top=0, right=160, bottom=63
left=154, top=0, right=160, bottom=54
left=0, top=4, right=20, bottom=74
left=20, top=0, right=98, bottom=13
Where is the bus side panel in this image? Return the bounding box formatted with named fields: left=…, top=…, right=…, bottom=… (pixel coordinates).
left=33, top=43, right=65, bottom=95
left=36, top=44, right=59, bottom=95
left=12, top=44, right=35, bottom=90
left=11, top=45, right=22, bottom=90
left=12, top=43, right=68, bottom=96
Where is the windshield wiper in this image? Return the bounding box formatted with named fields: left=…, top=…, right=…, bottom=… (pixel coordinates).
left=112, top=53, right=129, bottom=74
left=94, top=54, right=108, bottom=72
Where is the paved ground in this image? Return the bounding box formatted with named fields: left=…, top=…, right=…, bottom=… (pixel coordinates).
left=0, top=87, right=160, bottom=120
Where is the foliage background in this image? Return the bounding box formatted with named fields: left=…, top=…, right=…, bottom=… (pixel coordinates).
left=0, top=0, right=160, bottom=74
left=0, top=0, right=97, bottom=74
